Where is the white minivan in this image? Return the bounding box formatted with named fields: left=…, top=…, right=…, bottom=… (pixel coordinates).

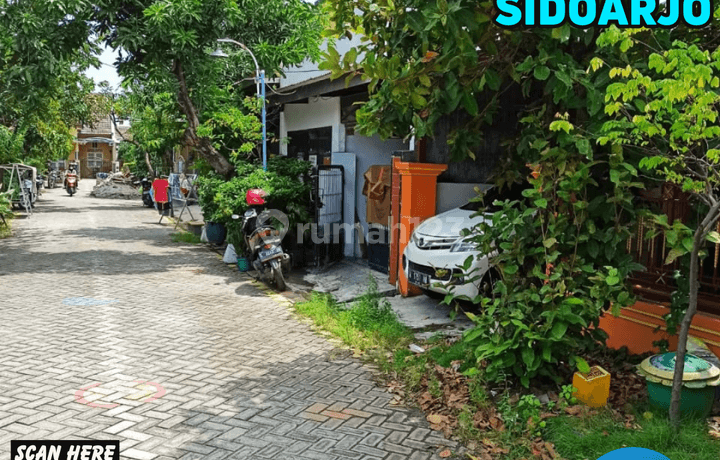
left=402, top=184, right=524, bottom=300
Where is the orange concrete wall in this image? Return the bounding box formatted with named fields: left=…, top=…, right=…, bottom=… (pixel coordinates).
left=599, top=300, right=720, bottom=357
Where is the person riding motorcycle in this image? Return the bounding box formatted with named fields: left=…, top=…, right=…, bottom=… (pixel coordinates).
left=65, top=163, right=79, bottom=196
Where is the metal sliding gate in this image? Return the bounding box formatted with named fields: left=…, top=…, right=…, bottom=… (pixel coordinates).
left=312, top=165, right=345, bottom=267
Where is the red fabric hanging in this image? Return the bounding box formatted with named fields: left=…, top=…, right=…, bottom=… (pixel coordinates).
left=152, top=179, right=170, bottom=203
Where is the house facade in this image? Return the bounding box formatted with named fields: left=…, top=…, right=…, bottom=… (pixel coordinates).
left=271, top=38, right=490, bottom=270
left=69, top=111, right=130, bottom=178
left=272, top=37, right=407, bottom=266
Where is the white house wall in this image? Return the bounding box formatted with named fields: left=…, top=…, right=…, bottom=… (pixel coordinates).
left=280, top=97, right=342, bottom=155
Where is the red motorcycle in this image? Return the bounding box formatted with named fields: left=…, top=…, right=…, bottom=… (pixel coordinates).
left=65, top=166, right=78, bottom=196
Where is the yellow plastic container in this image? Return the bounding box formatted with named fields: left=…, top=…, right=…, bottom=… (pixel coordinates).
left=572, top=365, right=611, bottom=408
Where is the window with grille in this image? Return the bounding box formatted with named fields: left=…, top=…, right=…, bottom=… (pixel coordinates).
left=87, top=151, right=104, bottom=169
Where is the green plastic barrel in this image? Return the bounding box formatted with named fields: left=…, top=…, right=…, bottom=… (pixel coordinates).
left=638, top=352, right=720, bottom=419
left=646, top=380, right=716, bottom=418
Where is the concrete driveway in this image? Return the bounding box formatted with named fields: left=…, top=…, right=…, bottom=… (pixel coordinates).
left=0, top=180, right=456, bottom=460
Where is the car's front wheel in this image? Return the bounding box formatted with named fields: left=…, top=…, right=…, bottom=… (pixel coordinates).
left=478, top=267, right=501, bottom=300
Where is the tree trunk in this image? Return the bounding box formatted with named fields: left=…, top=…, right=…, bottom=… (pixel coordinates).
left=669, top=201, right=720, bottom=428
left=144, top=151, right=155, bottom=178
left=171, top=59, right=234, bottom=178
left=668, top=227, right=701, bottom=429
left=109, top=110, right=154, bottom=177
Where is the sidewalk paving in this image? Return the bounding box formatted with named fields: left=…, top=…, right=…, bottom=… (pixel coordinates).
left=0, top=181, right=462, bottom=460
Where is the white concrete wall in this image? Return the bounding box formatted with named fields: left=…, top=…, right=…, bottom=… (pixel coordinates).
left=280, top=97, right=342, bottom=155
left=436, top=183, right=492, bottom=213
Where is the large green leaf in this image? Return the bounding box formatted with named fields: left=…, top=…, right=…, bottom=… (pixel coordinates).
left=522, top=347, right=535, bottom=368
left=534, top=66, right=551, bottom=81
left=551, top=322, right=568, bottom=340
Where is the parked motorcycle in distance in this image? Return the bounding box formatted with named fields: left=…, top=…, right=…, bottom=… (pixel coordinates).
left=35, top=174, right=44, bottom=195
left=47, top=170, right=58, bottom=189
left=65, top=165, right=78, bottom=196
left=140, top=177, right=154, bottom=207
left=19, top=177, right=35, bottom=209
left=232, top=188, right=291, bottom=291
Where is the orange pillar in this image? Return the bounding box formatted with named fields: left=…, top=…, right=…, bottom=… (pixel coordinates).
left=395, top=162, right=447, bottom=297
left=389, top=158, right=402, bottom=286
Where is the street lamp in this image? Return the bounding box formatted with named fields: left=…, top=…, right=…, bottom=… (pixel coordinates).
left=211, top=38, right=267, bottom=171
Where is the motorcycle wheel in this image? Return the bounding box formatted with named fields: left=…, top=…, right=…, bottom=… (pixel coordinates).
left=272, top=263, right=286, bottom=291
left=67, top=188, right=74, bottom=196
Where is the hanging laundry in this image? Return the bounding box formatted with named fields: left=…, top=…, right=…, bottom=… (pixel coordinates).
left=152, top=178, right=170, bottom=203
left=362, top=165, right=391, bottom=226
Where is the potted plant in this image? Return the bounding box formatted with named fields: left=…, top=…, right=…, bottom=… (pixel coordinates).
left=197, top=176, right=226, bottom=244
left=226, top=220, right=250, bottom=271
left=197, top=157, right=313, bottom=251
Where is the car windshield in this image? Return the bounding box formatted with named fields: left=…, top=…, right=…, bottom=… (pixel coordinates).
left=460, top=183, right=528, bottom=213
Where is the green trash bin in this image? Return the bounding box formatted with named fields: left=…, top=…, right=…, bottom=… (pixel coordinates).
left=638, top=352, right=720, bottom=418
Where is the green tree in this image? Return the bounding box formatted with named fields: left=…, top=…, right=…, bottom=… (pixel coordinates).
left=105, top=84, right=184, bottom=177
left=0, top=0, right=99, bottom=165
left=597, top=20, right=720, bottom=427
left=321, top=2, right=607, bottom=161
left=92, top=0, right=323, bottom=176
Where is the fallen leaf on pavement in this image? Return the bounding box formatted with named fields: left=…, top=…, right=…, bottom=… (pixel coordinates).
left=439, top=449, right=451, bottom=458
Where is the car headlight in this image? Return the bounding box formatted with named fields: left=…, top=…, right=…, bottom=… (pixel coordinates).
left=411, top=232, right=421, bottom=247
left=450, top=238, right=476, bottom=252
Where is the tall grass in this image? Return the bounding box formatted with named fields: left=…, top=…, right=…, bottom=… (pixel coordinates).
left=0, top=195, right=13, bottom=239
left=294, top=276, right=411, bottom=352
left=171, top=231, right=202, bottom=244
left=546, top=405, right=720, bottom=460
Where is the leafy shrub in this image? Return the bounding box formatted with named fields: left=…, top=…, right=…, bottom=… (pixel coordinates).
left=197, top=157, right=313, bottom=249
left=0, top=126, right=24, bottom=164
left=456, top=123, right=642, bottom=387
left=0, top=193, right=13, bottom=219
left=196, top=175, right=225, bottom=223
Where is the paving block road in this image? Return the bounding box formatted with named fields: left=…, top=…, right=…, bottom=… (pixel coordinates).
left=0, top=181, right=458, bottom=460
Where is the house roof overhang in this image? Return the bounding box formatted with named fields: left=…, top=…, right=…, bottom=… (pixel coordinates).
left=269, top=72, right=368, bottom=105
left=74, top=137, right=116, bottom=145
